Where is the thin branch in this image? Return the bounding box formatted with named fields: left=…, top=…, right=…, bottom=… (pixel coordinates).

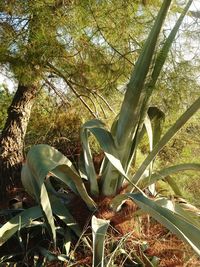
left=89, top=5, right=134, bottom=66
left=92, top=92, right=107, bottom=119
left=93, top=91, right=116, bottom=114
left=68, top=79, right=116, bottom=114
left=43, top=77, right=71, bottom=107
left=79, top=94, right=99, bottom=118
left=47, top=63, right=97, bottom=118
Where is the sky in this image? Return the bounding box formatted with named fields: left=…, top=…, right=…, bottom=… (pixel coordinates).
left=0, top=0, right=200, bottom=92
left=190, top=0, right=200, bottom=11
left=0, top=68, right=16, bottom=91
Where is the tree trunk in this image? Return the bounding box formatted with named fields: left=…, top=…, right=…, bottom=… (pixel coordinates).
left=0, top=83, right=38, bottom=200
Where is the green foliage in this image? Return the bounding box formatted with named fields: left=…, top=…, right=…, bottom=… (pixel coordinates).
left=155, top=116, right=200, bottom=206
left=1, top=1, right=200, bottom=266
left=25, top=90, right=82, bottom=149
left=0, top=0, right=151, bottom=98
left=0, top=85, right=13, bottom=130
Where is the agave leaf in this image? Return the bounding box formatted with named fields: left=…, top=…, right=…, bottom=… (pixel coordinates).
left=102, top=1, right=172, bottom=195
left=23, top=144, right=81, bottom=244
left=40, top=183, right=56, bottom=244
left=22, top=161, right=60, bottom=200
left=24, top=144, right=96, bottom=240
left=22, top=163, right=56, bottom=244
left=50, top=195, right=82, bottom=237
left=21, top=164, right=36, bottom=198
left=110, top=194, right=128, bottom=212
left=26, top=144, right=77, bottom=193
left=164, top=176, right=182, bottom=196
left=135, top=107, right=164, bottom=156
left=144, top=115, right=153, bottom=152
left=148, top=0, right=193, bottom=92
left=138, top=163, right=200, bottom=196
left=102, top=1, right=193, bottom=197
left=144, top=108, right=165, bottom=195
left=127, top=193, right=200, bottom=256
left=116, top=107, right=165, bottom=193
left=131, top=97, right=200, bottom=187
left=115, top=0, right=172, bottom=148
left=125, top=0, right=191, bottom=185
left=78, top=150, right=89, bottom=180
left=81, top=120, right=99, bottom=196
left=147, top=107, right=165, bottom=147
left=63, top=228, right=71, bottom=256
left=138, top=163, right=200, bottom=189
left=0, top=206, right=42, bottom=246
left=154, top=197, right=200, bottom=228
left=142, top=163, right=200, bottom=187
left=125, top=106, right=165, bottom=178
left=51, top=195, right=92, bottom=249
left=137, top=0, right=192, bottom=135
left=92, top=215, right=110, bottom=267
left=81, top=119, right=128, bottom=195
left=129, top=0, right=193, bottom=190
left=51, top=165, right=97, bottom=211
left=144, top=115, right=154, bottom=194
left=82, top=119, right=129, bottom=173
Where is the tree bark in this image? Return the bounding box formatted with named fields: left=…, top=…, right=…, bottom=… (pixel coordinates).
left=0, top=83, right=38, bottom=200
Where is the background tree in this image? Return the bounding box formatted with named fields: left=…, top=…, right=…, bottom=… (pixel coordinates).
left=0, top=0, right=153, bottom=197
left=0, top=0, right=199, bottom=202
left=0, top=0, right=69, bottom=197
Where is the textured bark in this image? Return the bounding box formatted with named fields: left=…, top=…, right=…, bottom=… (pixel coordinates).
left=0, top=83, right=38, bottom=200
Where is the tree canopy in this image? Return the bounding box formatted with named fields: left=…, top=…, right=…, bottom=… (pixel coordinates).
left=0, top=0, right=200, bottom=195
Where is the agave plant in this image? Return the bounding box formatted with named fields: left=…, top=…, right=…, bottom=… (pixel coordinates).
left=1, top=0, right=200, bottom=266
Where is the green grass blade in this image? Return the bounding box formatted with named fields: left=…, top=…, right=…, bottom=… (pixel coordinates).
left=127, top=193, right=200, bottom=256
left=92, top=215, right=110, bottom=267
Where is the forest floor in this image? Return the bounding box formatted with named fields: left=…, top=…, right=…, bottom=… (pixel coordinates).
left=0, top=187, right=200, bottom=266
left=69, top=216, right=200, bottom=267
